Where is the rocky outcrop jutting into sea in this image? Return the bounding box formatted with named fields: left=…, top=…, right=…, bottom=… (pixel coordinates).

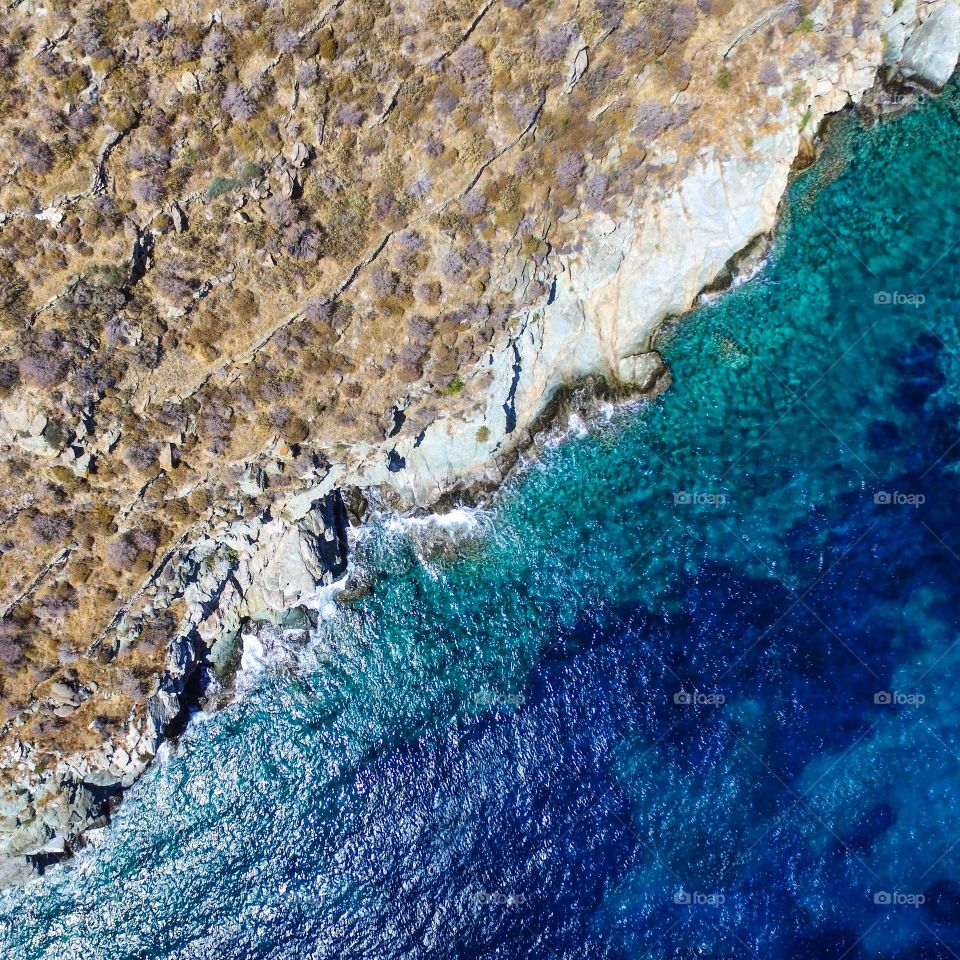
left=0, top=0, right=956, bottom=885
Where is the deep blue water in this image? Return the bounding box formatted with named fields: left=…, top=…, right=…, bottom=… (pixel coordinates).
left=4, top=84, right=960, bottom=960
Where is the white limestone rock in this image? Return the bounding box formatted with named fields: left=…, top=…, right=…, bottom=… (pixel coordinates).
left=900, top=2, right=960, bottom=87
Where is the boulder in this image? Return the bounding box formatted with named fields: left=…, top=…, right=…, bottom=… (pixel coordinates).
left=178, top=70, right=200, bottom=94
left=900, top=3, right=960, bottom=89
left=246, top=492, right=349, bottom=613
left=617, top=352, right=668, bottom=392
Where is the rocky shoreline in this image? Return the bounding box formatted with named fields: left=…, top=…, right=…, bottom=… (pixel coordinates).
left=1, top=0, right=958, bottom=889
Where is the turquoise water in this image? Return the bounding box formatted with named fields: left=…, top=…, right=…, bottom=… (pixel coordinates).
left=4, top=84, right=960, bottom=958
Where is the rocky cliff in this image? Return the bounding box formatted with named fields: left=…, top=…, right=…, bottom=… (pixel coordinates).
left=0, top=0, right=956, bottom=885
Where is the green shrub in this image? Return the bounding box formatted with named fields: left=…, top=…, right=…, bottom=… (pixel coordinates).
left=207, top=177, right=244, bottom=199
left=241, top=162, right=264, bottom=183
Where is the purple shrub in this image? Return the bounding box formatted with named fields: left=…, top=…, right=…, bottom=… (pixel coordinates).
left=263, top=193, right=297, bottom=227
left=30, top=513, right=73, bottom=545
left=18, top=354, right=67, bottom=388
left=317, top=174, right=343, bottom=196
left=615, top=24, right=654, bottom=56
left=119, top=670, right=149, bottom=702
left=0, top=361, right=20, bottom=390
left=123, top=443, right=159, bottom=471
left=374, top=190, right=400, bottom=219
left=222, top=83, right=255, bottom=121
left=455, top=44, right=487, bottom=79
left=397, top=230, right=424, bottom=255
left=74, top=18, right=106, bottom=56
left=156, top=402, right=189, bottom=432
left=757, top=60, right=781, bottom=87
left=273, top=26, right=300, bottom=54
left=126, top=143, right=156, bottom=170
left=171, top=36, right=200, bottom=62
left=130, top=174, right=164, bottom=205
left=268, top=405, right=292, bottom=429
left=0, top=44, right=20, bottom=70
left=153, top=271, right=195, bottom=302
left=759, top=61, right=781, bottom=86
left=336, top=103, right=365, bottom=128
left=35, top=588, right=76, bottom=618
left=304, top=297, right=334, bottom=325
left=440, top=249, right=467, bottom=282
left=399, top=314, right=434, bottom=371
left=463, top=239, right=491, bottom=270
left=68, top=106, right=96, bottom=131
left=370, top=265, right=397, bottom=298
left=201, top=410, right=232, bottom=449
left=583, top=172, right=608, bottom=208
left=133, top=339, right=161, bottom=370
left=535, top=24, right=573, bottom=62
left=57, top=642, right=78, bottom=665
left=104, top=316, right=130, bottom=345
left=140, top=18, right=169, bottom=46
left=510, top=94, right=541, bottom=129
left=0, top=633, right=22, bottom=666
left=298, top=61, right=320, bottom=87
left=414, top=280, right=440, bottom=304
left=202, top=27, right=231, bottom=59
left=18, top=132, right=54, bottom=175
left=423, top=137, right=444, bottom=159
left=671, top=2, right=698, bottom=42
left=461, top=191, right=487, bottom=217
left=595, top=0, right=624, bottom=29
left=72, top=361, right=113, bottom=396
left=283, top=226, right=322, bottom=260
left=106, top=534, right=138, bottom=570
left=132, top=527, right=159, bottom=553
left=582, top=61, right=622, bottom=99
left=406, top=176, right=431, bottom=201
left=433, top=84, right=460, bottom=117
left=555, top=150, right=585, bottom=189
left=635, top=100, right=680, bottom=140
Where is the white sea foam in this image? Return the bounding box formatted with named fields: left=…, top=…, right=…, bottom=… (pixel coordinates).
left=382, top=505, right=493, bottom=537
left=233, top=624, right=306, bottom=693
left=301, top=573, right=351, bottom=619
